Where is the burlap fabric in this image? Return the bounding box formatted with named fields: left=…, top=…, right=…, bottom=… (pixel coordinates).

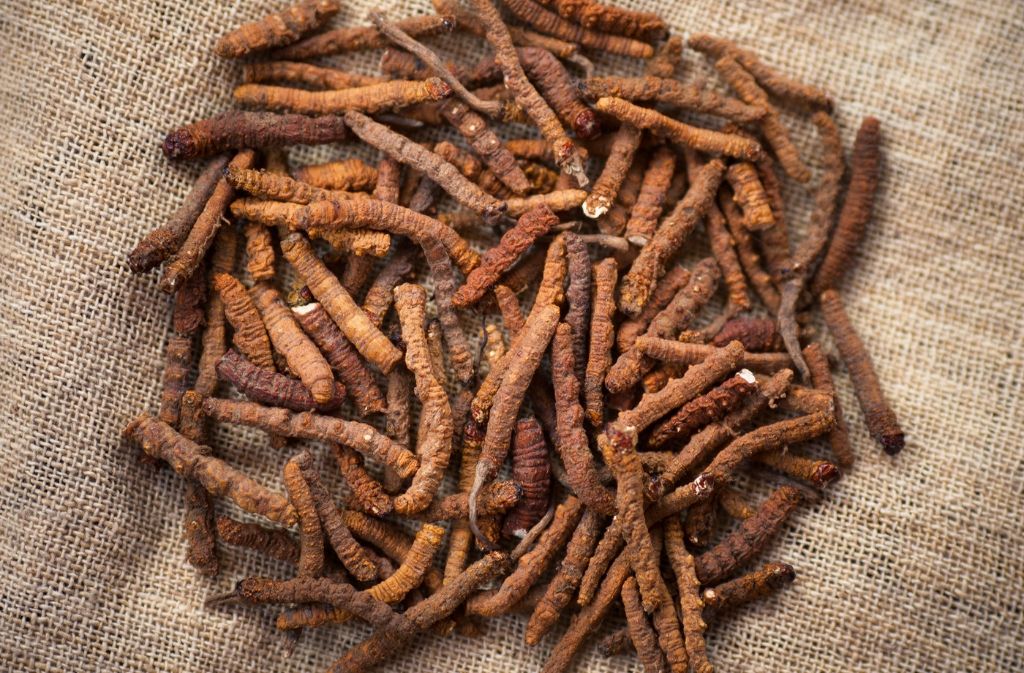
left=1, top=0, right=1021, bottom=671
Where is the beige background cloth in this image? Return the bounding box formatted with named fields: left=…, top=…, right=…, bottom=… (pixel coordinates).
left=1, top=0, right=1022, bottom=671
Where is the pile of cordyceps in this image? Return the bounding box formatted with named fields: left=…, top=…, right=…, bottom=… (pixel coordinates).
left=123, top=0, right=905, bottom=671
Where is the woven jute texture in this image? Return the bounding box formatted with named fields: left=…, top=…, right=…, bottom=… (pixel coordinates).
left=1, top=0, right=1022, bottom=671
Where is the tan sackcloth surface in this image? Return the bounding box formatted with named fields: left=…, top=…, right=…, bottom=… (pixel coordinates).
left=1, top=0, right=1022, bottom=671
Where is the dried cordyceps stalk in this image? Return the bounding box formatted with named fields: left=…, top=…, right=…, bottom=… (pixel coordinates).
left=211, top=273, right=275, bottom=369
left=332, top=443, right=393, bottom=517
left=214, top=0, right=339, bottom=58
left=717, top=484, right=756, bottom=521
left=645, top=35, right=683, bottom=78
left=583, top=258, right=618, bottom=427
left=128, top=156, right=230, bottom=273
left=726, top=161, right=775, bottom=230
left=811, top=117, right=883, bottom=295
left=711, top=56, right=810, bottom=183
left=689, top=34, right=833, bottom=110
left=234, top=78, right=453, bottom=115
left=202, top=398, right=419, bottom=478
left=606, top=257, right=721, bottom=393
left=819, top=289, right=904, bottom=454
left=216, top=348, right=345, bottom=411
left=547, top=0, right=666, bottom=41
left=243, top=61, right=383, bottom=89
left=362, top=244, right=415, bottom=328
left=178, top=391, right=219, bottom=576
left=625, top=146, right=677, bottom=246
left=213, top=576, right=398, bottom=627
left=379, top=47, right=467, bottom=84
left=171, top=269, right=206, bottom=346
left=291, top=302, right=386, bottom=416
left=598, top=627, right=634, bottom=656
left=163, top=112, right=348, bottom=160
left=504, top=189, right=587, bottom=217
left=713, top=317, right=783, bottom=352
left=216, top=516, right=299, bottom=564
left=283, top=12, right=457, bottom=59
left=470, top=0, right=587, bottom=186
left=280, top=234, right=402, bottom=374
left=752, top=156, right=791, bottom=281
left=468, top=498, right=582, bottom=617
left=583, top=123, right=642, bottom=218
left=648, top=569, right=688, bottom=673
left=663, top=518, right=712, bottom=673
left=755, top=450, right=840, bottom=488
left=470, top=304, right=561, bottom=545
left=249, top=280, right=337, bottom=404
left=501, top=418, right=552, bottom=538
left=159, top=150, right=256, bottom=294
left=635, top=338, right=792, bottom=373
left=393, top=284, right=454, bottom=515
left=438, top=101, right=531, bottom=195
left=582, top=77, right=766, bottom=125
left=243, top=221, right=275, bottom=281
left=553, top=323, right=617, bottom=514
left=693, top=485, right=802, bottom=584
left=525, top=508, right=605, bottom=644
left=619, top=160, right=726, bottom=317
left=418, top=239, right=473, bottom=385
left=293, top=158, right=378, bottom=191
left=803, top=342, right=853, bottom=467
left=563, top=233, right=591, bottom=384
left=621, top=575, right=668, bottom=673
left=719, top=189, right=780, bottom=311
left=282, top=451, right=327, bottom=577
left=123, top=414, right=296, bottom=526
left=453, top=205, right=558, bottom=308
left=516, top=47, right=600, bottom=140
left=684, top=497, right=718, bottom=548
left=648, top=370, right=757, bottom=447
left=704, top=202, right=751, bottom=312
left=595, top=98, right=763, bottom=162
left=503, top=0, right=654, bottom=58
left=157, top=334, right=192, bottom=428
left=194, top=227, right=238, bottom=399
left=702, top=562, right=796, bottom=612
left=344, top=111, right=506, bottom=223
left=616, top=265, right=690, bottom=352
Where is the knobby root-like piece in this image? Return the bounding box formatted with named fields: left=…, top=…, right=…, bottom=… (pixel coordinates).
left=625, top=146, right=676, bottom=246
left=123, top=414, right=296, bottom=526
left=819, top=289, right=904, bottom=454
left=649, top=569, right=688, bottom=673
left=711, top=56, right=809, bottom=182
left=280, top=234, right=402, bottom=374
left=128, top=156, right=230, bottom=272
left=503, top=0, right=654, bottom=58
left=803, top=342, right=853, bottom=467
left=713, top=317, right=782, bottom=352
left=470, top=0, right=587, bottom=186
left=648, top=370, right=757, bottom=447
left=753, top=156, right=791, bottom=281
left=705, top=203, right=751, bottom=311
left=501, top=418, right=552, bottom=537
left=419, top=238, right=474, bottom=385
left=470, top=304, right=561, bottom=546
left=583, top=123, right=642, bottom=218
left=249, top=280, right=336, bottom=404
left=178, top=391, right=218, bottom=576
left=517, top=47, right=600, bottom=140
left=619, top=159, right=726, bottom=317
left=551, top=0, right=666, bottom=41
left=333, top=443, right=393, bottom=516
left=340, top=254, right=376, bottom=299
left=664, top=518, right=712, bottom=673
left=607, top=257, right=721, bottom=393
left=755, top=450, right=840, bottom=488
left=811, top=116, right=883, bottom=295
left=159, top=151, right=256, bottom=293
left=282, top=451, right=327, bottom=577
left=693, top=485, right=802, bottom=584
left=719, top=189, right=779, bottom=311
left=684, top=497, right=717, bottom=547
left=243, top=60, right=384, bottom=89
left=234, top=77, right=452, bottom=115
left=344, top=111, right=506, bottom=222
left=215, top=0, right=340, bottom=58
left=636, top=338, right=793, bottom=373
left=202, top=397, right=419, bottom=478
left=621, top=576, right=668, bottom=673
left=243, top=221, right=275, bottom=281
left=616, top=265, right=689, bottom=352
left=584, top=258, right=618, bottom=427
left=469, top=498, right=582, bottom=617
left=211, top=273, right=275, bottom=369
left=583, top=77, right=766, bottom=124
left=292, top=302, right=386, bottom=416
left=454, top=205, right=558, bottom=308
left=163, top=112, right=348, bottom=160
left=439, top=101, right=531, bottom=194
left=563, top=233, right=591, bottom=384
left=297, top=453, right=380, bottom=581
left=702, top=562, right=796, bottom=612
left=216, top=348, right=345, bottom=411
left=173, top=270, right=208, bottom=337
left=717, top=485, right=756, bottom=520
left=393, top=284, right=454, bottom=514
left=362, top=244, right=415, bottom=327
left=217, top=576, right=397, bottom=628
left=498, top=246, right=546, bottom=295
left=525, top=508, right=605, bottom=644
left=505, top=190, right=587, bottom=217
left=726, top=161, right=774, bottom=230
left=379, top=47, right=468, bottom=84
left=689, top=33, right=833, bottom=110
left=158, top=334, right=192, bottom=428
left=553, top=323, right=616, bottom=514
left=275, top=13, right=456, bottom=60
left=294, top=159, right=378, bottom=191
left=326, top=552, right=510, bottom=673
left=595, top=98, right=763, bottom=161
left=194, top=227, right=237, bottom=398
left=216, top=516, right=299, bottom=563
left=645, top=36, right=683, bottom=78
